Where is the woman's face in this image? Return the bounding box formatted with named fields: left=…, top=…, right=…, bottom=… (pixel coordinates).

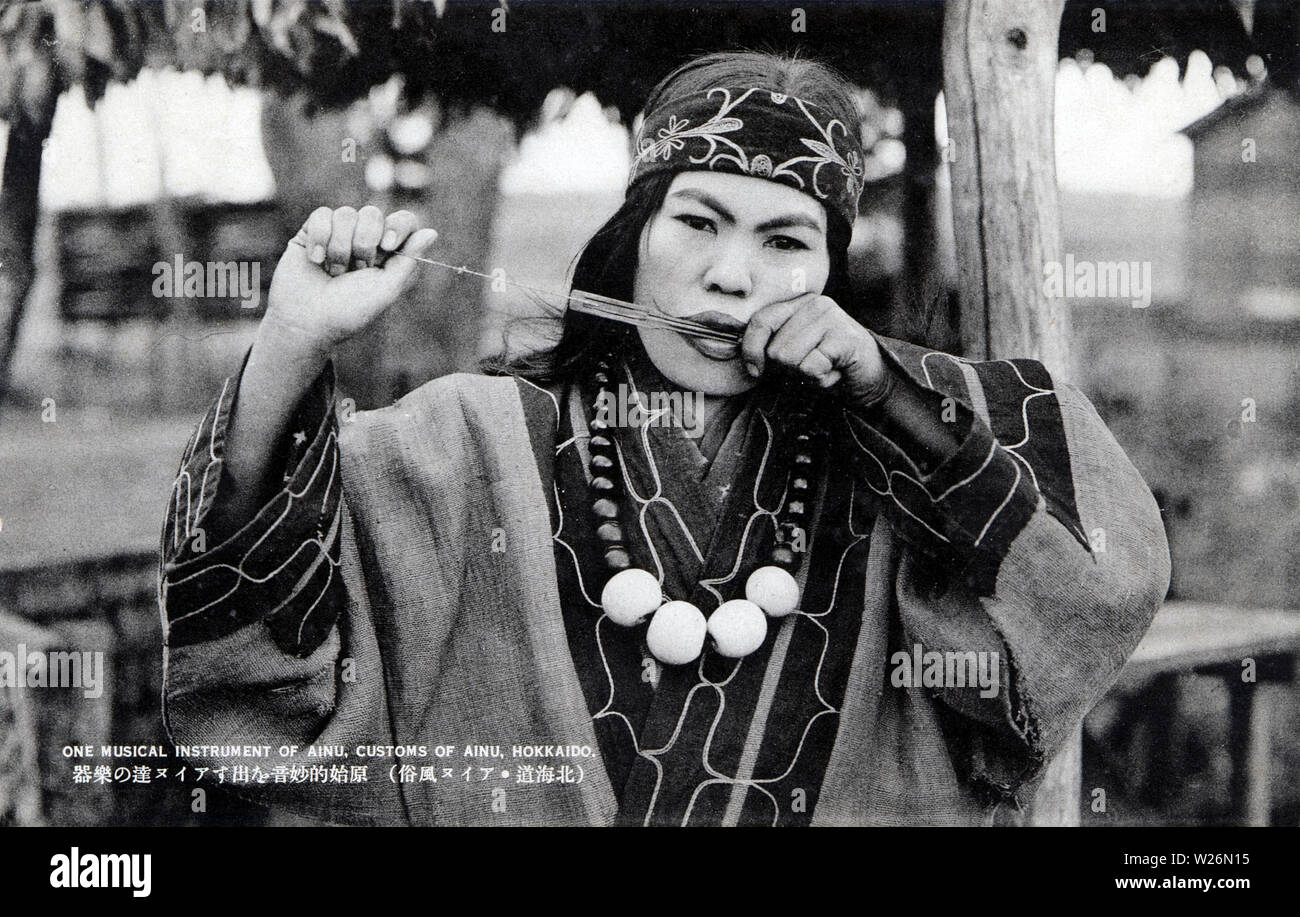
left=632, top=171, right=832, bottom=395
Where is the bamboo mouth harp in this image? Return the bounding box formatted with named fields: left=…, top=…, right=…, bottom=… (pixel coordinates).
left=287, top=237, right=743, bottom=344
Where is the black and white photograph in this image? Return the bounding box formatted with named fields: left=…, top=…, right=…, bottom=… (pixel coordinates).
left=0, top=0, right=1295, bottom=891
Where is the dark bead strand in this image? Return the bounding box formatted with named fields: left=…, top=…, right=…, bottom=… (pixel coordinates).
left=587, top=363, right=633, bottom=573
left=772, top=419, right=825, bottom=575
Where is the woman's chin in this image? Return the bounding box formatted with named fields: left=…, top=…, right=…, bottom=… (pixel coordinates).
left=638, top=328, right=757, bottom=396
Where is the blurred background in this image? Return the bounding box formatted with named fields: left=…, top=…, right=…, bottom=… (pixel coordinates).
left=0, top=0, right=1296, bottom=826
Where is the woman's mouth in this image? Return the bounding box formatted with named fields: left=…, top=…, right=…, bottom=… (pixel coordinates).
left=680, top=310, right=745, bottom=361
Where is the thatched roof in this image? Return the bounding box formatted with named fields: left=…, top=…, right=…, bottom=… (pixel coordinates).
left=0, top=0, right=1273, bottom=131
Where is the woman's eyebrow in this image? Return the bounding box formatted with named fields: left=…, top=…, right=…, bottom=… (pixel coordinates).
left=756, top=214, right=825, bottom=234
left=669, top=188, right=735, bottom=222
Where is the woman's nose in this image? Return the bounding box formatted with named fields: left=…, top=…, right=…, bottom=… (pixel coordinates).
left=701, top=239, right=753, bottom=297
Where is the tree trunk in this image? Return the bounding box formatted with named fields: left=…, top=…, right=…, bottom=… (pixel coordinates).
left=260, top=93, right=377, bottom=401
left=379, top=107, right=514, bottom=399
left=260, top=96, right=512, bottom=408
left=943, top=0, right=1077, bottom=825
left=0, top=57, right=58, bottom=418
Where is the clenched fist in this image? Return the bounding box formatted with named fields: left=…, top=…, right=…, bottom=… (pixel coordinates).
left=741, top=293, right=890, bottom=406
left=264, top=205, right=438, bottom=355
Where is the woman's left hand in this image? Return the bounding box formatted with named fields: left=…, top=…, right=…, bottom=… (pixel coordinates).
left=741, top=293, right=890, bottom=405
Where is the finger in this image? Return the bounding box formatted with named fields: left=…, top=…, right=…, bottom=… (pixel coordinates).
left=741, top=296, right=811, bottom=377
left=352, top=206, right=385, bottom=268
left=376, top=227, right=438, bottom=292
left=796, top=346, right=838, bottom=386
left=401, top=225, right=438, bottom=257
left=326, top=207, right=359, bottom=275
left=767, top=300, right=834, bottom=368
left=380, top=210, right=419, bottom=252
left=301, top=207, right=334, bottom=265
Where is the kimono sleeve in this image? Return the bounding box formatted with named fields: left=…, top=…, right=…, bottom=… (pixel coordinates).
left=841, top=339, right=1082, bottom=595
left=842, top=339, right=1170, bottom=801
left=158, top=359, right=407, bottom=824
left=159, top=357, right=342, bottom=656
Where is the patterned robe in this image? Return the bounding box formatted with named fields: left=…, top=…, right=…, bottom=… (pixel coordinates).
left=158, top=334, right=1169, bottom=826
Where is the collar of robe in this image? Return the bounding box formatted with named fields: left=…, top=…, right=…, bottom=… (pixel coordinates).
left=583, top=350, right=826, bottom=665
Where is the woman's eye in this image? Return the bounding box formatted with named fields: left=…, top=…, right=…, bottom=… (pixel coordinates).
left=767, top=235, right=810, bottom=252
left=675, top=214, right=715, bottom=233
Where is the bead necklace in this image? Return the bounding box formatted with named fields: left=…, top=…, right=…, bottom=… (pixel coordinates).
left=583, top=356, right=823, bottom=666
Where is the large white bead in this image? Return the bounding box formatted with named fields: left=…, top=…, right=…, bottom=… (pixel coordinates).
left=600, top=568, right=662, bottom=626
left=646, top=601, right=707, bottom=666
left=745, top=566, right=800, bottom=617
left=708, top=600, right=768, bottom=658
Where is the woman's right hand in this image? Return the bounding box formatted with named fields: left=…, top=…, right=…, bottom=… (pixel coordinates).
left=263, top=205, right=439, bottom=356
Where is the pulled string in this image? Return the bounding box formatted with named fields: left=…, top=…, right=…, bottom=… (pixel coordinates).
left=285, top=238, right=740, bottom=343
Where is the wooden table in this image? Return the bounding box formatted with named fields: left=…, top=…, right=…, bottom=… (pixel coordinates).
left=1114, top=601, right=1300, bottom=826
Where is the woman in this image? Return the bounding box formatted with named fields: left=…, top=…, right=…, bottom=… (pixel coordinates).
left=159, top=51, right=1169, bottom=826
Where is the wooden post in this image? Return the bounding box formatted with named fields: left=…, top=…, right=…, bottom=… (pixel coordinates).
left=942, top=0, right=1078, bottom=825
left=943, top=0, right=1070, bottom=373
left=0, top=612, right=48, bottom=825
left=1227, top=673, right=1284, bottom=826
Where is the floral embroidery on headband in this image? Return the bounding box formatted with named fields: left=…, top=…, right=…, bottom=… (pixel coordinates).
left=629, top=86, right=865, bottom=227
left=634, top=87, right=752, bottom=168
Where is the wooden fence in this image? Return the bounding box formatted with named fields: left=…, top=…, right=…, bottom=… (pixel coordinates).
left=0, top=552, right=266, bottom=826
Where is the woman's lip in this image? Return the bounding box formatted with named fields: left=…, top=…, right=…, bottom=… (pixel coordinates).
left=685, top=336, right=741, bottom=361
left=681, top=310, right=747, bottom=334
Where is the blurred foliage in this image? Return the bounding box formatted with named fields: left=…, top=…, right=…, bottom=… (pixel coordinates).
left=1062, top=0, right=1294, bottom=88
left=0, top=0, right=1277, bottom=135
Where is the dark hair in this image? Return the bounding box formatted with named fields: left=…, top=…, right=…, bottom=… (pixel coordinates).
left=484, top=50, right=860, bottom=384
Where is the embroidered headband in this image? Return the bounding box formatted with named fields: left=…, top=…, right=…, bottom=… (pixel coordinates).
left=628, top=86, right=865, bottom=233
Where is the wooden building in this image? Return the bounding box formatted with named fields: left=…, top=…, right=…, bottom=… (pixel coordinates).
left=1182, top=85, right=1300, bottom=324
